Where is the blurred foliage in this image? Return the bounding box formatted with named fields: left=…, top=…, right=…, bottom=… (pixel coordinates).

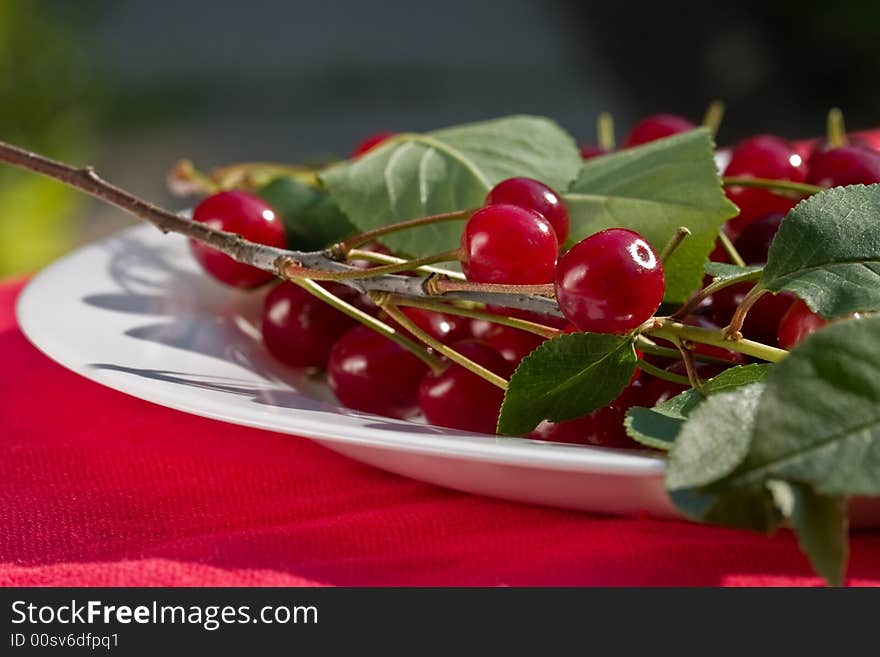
left=0, top=0, right=102, bottom=275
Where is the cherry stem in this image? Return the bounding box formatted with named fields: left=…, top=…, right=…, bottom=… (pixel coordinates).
left=346, top=248, right=466, bottom=280
left=724, top=285, right=768, bottom=339
left=717, top=230, right=746, bottom=267
left=636, top=358, right=693, bottom=387
left=382, top=294, right=561, bottom=339
left=376, top=297, right=509, bottom=390
left=644, top=318, right=787, bottom=363
left=827, top=107, right=848, bottom=149
left=658, top=226, right=691, bottom=263
left=284, top=248, right=462, bottom=281
left=721, top=176, right=823, bottom=197
left=292, top=278, right=443, bottom=372
left=701, top=100, right=725, bottom=138
left=331, top=208, right=473, bottom=256
left=597, top=112, right=616, bottom=151
left=635, top=336, right=743, bottom=365
left=673, top=338, right=704, bottom=393
left=429, top=277, right=556, bottom=298
left=671, top=267, right=762, bottom=319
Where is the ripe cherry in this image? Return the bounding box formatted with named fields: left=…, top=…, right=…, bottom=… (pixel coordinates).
left=327, top=325, right=429, bottom=419
left=190, top=191, right=287, bottom=287
left=396, top=307, right=468, bottom=345
left=722, top=134, right=806, bottom=238
left=261, top=281, right=362, bottom=368
left=351, top=131, right=396, bottom=157
left=806, top=145, right=880, bottom=187
left=579, top=145, right=606, bottom=160
left=732, top=213, right=784, bottom=265
left=418, top=340, right=513, bottom=434
left=485, top=177, right=570, bottom=245
left=469, top=320, right=546, bottom=365
left=461, top=204, right=558, bottom=285
left=777, top=298, right=827, bottom=349
left=555, top=228, right=665, bottom=334
left=624, top=114, right=695, bottom=147
left=709, top=283, right=794, bottom=346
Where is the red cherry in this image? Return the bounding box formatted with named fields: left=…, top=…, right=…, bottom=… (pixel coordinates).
left=461, top=204, right=558, bottom=284
left=624, top=114, right=694, bottom=147
left=732, top=213, right=784, bottom=265
left=418, top=340, right=513, bottom=434
left=722, top=134, right=806, bottom=238
left=327, top=325, right=429, bottom=419
left=709, top=283, right=794, bottom=346
left=555, top=228, right=665, bottom=334
left=777, top=298, right=827, bottom=349
left=261, top=281, right=362, bottom=368
left=469, top=320, right=546, bottom=365
left=189, top=191, right=287, bottom=287
left=579, top=145, right=607, bottom=160
left=806, top=145, right=880, bottom=187
left=351, top=131, right=397, bottom=157
left=396, top=307, right=468, bottom=345
left=485, top=177, right=570, bottom=245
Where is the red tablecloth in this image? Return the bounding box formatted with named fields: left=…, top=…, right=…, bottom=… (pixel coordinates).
left=1, top=277, right=878, bottom=587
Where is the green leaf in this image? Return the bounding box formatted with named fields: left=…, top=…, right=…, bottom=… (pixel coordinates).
left=497, top=333, right=637, bottom=436
left=257, top=177, right=357, bottom=252
left=564, top=129, right=738, bottom=302
left=319, top=115, right=582, bottom=258
left=670, top=485, right=780, bottom=533
left=768, top=481, right=848, bottom=586
left=666, top=382, right=766, bottom=490
left=740, top=314, right=880, bottom=496
left=704, top=262, right=763, bottom=283
left=759, top=184, right=880, bottom=318
left=625, top=364, right=769, bottom=450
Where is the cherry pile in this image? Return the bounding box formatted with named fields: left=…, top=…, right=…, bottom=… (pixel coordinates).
left=186, top=116, right=880, bottom=449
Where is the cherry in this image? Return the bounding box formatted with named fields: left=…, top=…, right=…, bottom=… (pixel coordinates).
left=469, top=320, right=546, bottom=365
left=261, top=281, right=363, bottom=368
left=351, top=131, right=396, bottom=158
left=396, top=307, right=468, bottom=345
left=460, top=204, right=558, bottom=285
left=777, top=298, right=827, bottom=349
left=722, top=134, right=806, bottom=238
left=732, top=213, right=784, bottom=265
left=485, top=177, right=570, bottom=245
left=623, top=114, right=695, bottom=147
left=327, top=325, right=429, bottom=419
left=189, top=191, right=287, bottom=288
left=579, top=145, right=607, bottom=160
left=555, top=228, right=665, bottom=334
left=806, top=145, right=880, bottom=187
left=709, top=282, right=794, bottom=346
left=418, top=340, right=513, bottom=434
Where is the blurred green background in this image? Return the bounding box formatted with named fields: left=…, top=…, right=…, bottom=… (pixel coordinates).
left=2, top=0, right=879, bottom=276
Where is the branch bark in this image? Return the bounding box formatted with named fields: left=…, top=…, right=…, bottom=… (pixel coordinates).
left=0, top=140, right=564, bottom=318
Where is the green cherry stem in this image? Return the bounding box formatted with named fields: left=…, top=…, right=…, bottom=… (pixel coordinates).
left=644, top=318, right=788, bottom=363
left=284, top=248, right=462, bottom=282
left=636, top=358, right=692, bottom=386
left=346, top=248, right=467, bottom=280
left=673, top=338, right=704, bottom=392
left=721, top=176, right=824, bottom=196
left=292, top=278, right=443, bottom=372
left=381, top=294, right=561, bottom=339
left=701, top=100, right=725, bottom=138
left=658, top=226, right=691, bottom=263
left=724, top=286, right=768, bottom=339
left=330, top=208, right=473, bottom=256
left=671, top=267, right=763, bottom=319
left=597, top=112, right=616, bottom=151
left=635, top=336, right=741, bottom=365
left=827, top=107, right=848, bottom=149
left=717, top=230, right=747, bottom=267
left=376, top=297, right=509, bottom=391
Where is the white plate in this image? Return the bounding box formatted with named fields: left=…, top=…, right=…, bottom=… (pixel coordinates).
left=18, top=224, right=880, bottom=524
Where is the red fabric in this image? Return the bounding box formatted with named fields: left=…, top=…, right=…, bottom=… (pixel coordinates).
left=1, top=277, right=878, bottom=587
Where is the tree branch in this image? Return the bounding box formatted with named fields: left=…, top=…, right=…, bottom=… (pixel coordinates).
left=0, top=139, right=564, bottom=318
